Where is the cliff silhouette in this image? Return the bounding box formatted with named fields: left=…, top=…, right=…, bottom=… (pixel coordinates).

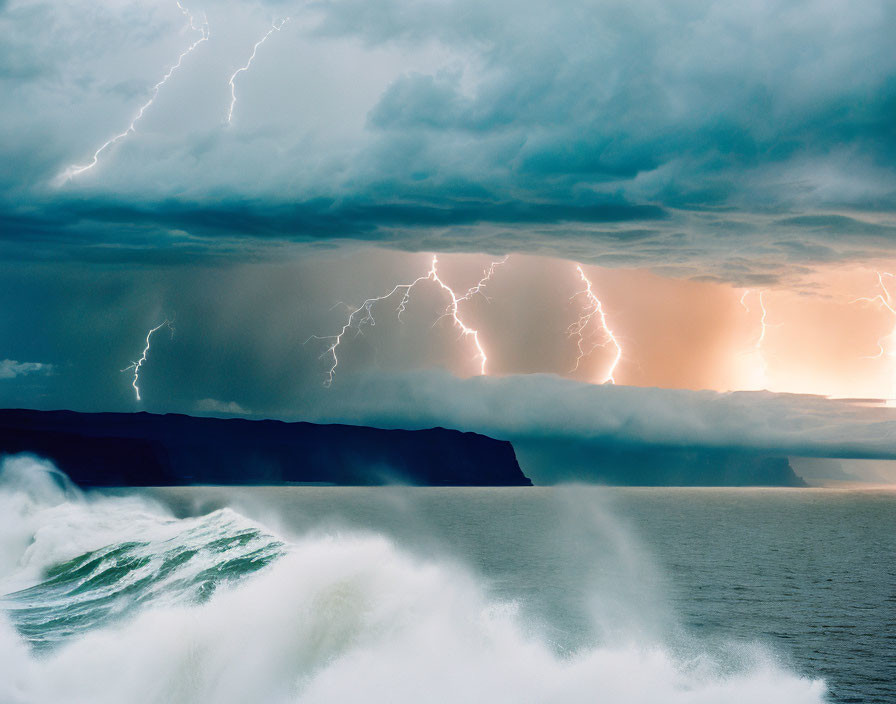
left=0, top=409, right=532, bottom=487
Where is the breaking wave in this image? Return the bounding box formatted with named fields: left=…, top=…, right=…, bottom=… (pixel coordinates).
left=0, top=454, right=826, bottom=703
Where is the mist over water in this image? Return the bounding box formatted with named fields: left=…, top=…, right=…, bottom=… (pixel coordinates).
left=0, top=455, right=839, bottom=703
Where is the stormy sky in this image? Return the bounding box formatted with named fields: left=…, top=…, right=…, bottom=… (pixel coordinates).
left=2, top=0, right=896, bottom=476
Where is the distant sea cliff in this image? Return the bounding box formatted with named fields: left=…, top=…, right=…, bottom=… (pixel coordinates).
left=512, top=439, right=809, bottom=487
left=0, top=409, right=532, bottom=487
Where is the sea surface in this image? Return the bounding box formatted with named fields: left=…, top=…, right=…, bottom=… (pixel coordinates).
left=0, top=454, right=893, bottom=703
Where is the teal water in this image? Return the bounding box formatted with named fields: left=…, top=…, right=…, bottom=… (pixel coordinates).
left=155, top=485, right=896, bottom=703
left=0, top=458, right=891, bottom=703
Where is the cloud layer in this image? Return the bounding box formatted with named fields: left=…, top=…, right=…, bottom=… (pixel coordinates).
left=0, top=0, right=894, bottom=282
left=0, top=360, right=52, bottom=380
left=293, top=370, right=896, bottom=461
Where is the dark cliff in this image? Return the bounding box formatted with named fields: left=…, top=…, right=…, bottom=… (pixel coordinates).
left=0, top=409, right=532, bottom=487
left=514, top=438, right=808, bottom=486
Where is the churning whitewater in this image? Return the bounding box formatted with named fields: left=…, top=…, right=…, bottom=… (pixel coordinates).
left=0, top=455, right=825, bottom=704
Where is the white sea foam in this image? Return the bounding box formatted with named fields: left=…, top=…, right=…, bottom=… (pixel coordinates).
left=0, top=455, right=827, bottom=703
left=0, top=454, right=259, bottom=594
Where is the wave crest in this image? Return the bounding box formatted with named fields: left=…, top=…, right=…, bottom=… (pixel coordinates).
left=0, top=455, right=826, bottom=703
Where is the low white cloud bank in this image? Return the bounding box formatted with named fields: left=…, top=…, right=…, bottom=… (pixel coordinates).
left=296, top=371, right=896, bottom=459
left=0, top=360, right=52, bottom=380
left=195, top=398, right=250, bottom=416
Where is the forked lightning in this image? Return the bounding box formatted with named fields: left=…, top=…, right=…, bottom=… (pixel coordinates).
left=853, top=272, right=896, bottom=360
left=122, top=320, right=174, bottom=401
left=59, top=2, right=209, bottom=181
left=568, top=265, right=622, bottom=384
left=308, top=255, right=507, bottom=386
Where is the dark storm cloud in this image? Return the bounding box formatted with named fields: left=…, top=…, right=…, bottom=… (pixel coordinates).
left=0, top=195, right=666, bottom=246
left=0, top=0, right=894, bottom=281
left=317, top=0, right=896, bottom=187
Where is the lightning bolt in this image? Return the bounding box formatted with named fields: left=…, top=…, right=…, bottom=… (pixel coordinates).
left=739, top=289, right=772, bottom=388
left=58, top=2, right=209, bottom=182
left=429, top=255, right=508, bottom=376
left=853, top=272, right=896, bottom=357
left=756, top=290, right=769, bottom=358
left=852, top=272, right=896, bottom=400
left=307, top=255, right=506, bottom=387
left=226, top=18, right=289, bottom=125
left=122, top=320, right=174, bottom=402
left=568, top=265, right=622, bottom=385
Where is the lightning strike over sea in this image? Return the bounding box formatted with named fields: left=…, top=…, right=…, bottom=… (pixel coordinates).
left=568, top=265, right=623, bottom=385
left=122, top=320, right=174, bottom=402
left=58, top=2, right=209, bottom=181
left=226, top=18, right=290, bottom=125
left=307, top=255, right=506, bottom=387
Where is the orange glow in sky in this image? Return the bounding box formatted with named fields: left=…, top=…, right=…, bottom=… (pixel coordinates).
left=571, top=262, right=896, bottom=399
left=305, top=249, right=896, bottom=401
left=419, top=254, right=896, bottom=400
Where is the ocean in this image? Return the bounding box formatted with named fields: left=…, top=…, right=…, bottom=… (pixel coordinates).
left=0, top=454, right=893, bottom=703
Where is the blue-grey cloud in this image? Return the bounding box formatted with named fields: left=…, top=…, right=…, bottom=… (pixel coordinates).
left=292, top=370, right=896, bottom=461
left=0, top=360, right=52, bottom=380
left=0, top=0, right=893, bottom=282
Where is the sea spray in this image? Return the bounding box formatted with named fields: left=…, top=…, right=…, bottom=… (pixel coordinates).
left=0, top=456, right=284, bottom=649
left=0, top=455, right=827, bottom=703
